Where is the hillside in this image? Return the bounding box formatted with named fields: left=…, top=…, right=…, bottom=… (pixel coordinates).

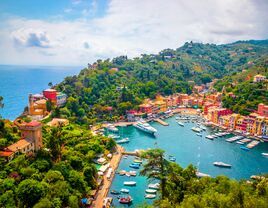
left=55, top=40, right=268, bottom=124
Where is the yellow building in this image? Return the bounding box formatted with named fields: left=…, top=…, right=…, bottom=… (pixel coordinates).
left=153, top=95, right=167, bottom=113
left=28, top=94, right=47, bottom=116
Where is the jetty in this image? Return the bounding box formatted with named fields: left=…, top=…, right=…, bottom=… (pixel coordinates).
left=154, top=118, right=169, bottom=126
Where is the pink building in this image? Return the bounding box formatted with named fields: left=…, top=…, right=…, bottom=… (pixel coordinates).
left=258, top=103, right=268, bottom=117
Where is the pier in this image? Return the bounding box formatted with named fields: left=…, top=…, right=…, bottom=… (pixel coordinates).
left=154, top=118, right=169, bottom=126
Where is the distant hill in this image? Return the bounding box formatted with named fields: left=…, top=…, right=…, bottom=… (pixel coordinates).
left=55, top=40, right=268, bottom=124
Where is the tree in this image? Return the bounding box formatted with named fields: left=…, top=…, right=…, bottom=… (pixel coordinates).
left=17, top=179, right=46, bottom=207
left=140, top=148, right=169, bottom=199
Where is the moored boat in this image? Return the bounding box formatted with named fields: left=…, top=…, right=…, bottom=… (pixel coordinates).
left=145, top=189, right=157, bottom=194
left=240, top=146, right=250, bottom=151
left=133, top=159, right=142, bottom=164
left=129, top=163, right=140, bottom=169
left=110, top=190, right=120, bottom=195
left=261, top=153, right=268, bottom=157
left=213, top=162, right=232, bottom=168
left=148, top=183, right=160, bottom=189
left=177, top=122, right=184, bottom=127
left=118, top=195, right=133, bottom=204
left=145, top=194, right=156, bottom=199
left=196, top=133, right=202, bottom=137
left=120, top=188, right=130, bottom=193
left=196, top=171, right=211, bottom=178
left=191, top=127, right=202, bottom=133
left=116, top=138, right=129, bottom=144
left=134, top=120, right=157, bottom=135
left=124, top=181, right=136, bottom=186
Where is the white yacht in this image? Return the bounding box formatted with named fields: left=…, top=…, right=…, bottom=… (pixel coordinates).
left=134, top=120, right=157, bottom=135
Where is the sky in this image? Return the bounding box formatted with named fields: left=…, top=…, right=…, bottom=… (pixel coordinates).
left=0, top=0, right=267, bottom=66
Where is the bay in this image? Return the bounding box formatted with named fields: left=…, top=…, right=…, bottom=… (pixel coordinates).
left=0, top=65, right=82, bottom=120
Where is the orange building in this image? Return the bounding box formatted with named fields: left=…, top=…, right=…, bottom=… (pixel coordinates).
left=258, top=103, right=268, bottom=117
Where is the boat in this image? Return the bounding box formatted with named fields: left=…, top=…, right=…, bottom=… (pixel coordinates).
left=247, top=140, right=260, bottom=149
left=213, top=162, right=232, bottom=168
left=116, top=138, right=129, bottom=144
left=125, top=172, right=131, bottom=177
left=118, top=195, right=133, bottom=204
left=236, top=141, right=244, bottom=144
left=261, top=153, right=268, bottom=157
left=124, top=181, right=136, bottom=186
left=177, top=122, right=184, bottom=127
left=134, top=120, right=157, bottom=135
left=132, top=162, right=141, bottom=166
left=196, top=172, right=210, bottom=178
left=119, top=170, right=126, bottom=175
left=225, top=136, right=243, bottom=143
left=110, top=190, right=120, bottom=195
left=196, top=133, right=202, bottom=137
left=148, top=183, right=160, bottom=189
left=145, top=194, right=156, bottom=199
left=169, top=157, right=176, bottom=162
left=129, top=171, right=137, bottom=176
left=120, top=189, right=130, bottom=193
left=205, top=135, right=214, bottom=140
left=240, top=146, right=250, bottom=151
left=191, top=127, right=202, bottom=133
left=145, top=189, right=157, bottom=194
left=129, top=163, right=140, bottom=169
left=106, top=124, right=119, bottom=132
left=250, top=175, right=265, bottom=180
left=108, top=134, right=120, bottom=139
left=133, top=159, right=142, bottom=164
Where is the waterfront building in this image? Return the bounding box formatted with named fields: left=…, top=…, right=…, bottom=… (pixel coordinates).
left=235, top=116, right=246, bottom=132
left=139, top=102, right=153, bottom=114
left=0, top=121, right=43, bottom=161
left=254, top=116, right=265, bottom=135
left=43, top=88, right=67, bottom=107
left=253, top=74, right=266, bottom=83
left=258, top=103, right=268, bottom=117
left=261, top=119, right=268, bottom=136
left=208, top=108, right=232, bottom=124
left=228, top=113, right=240, bottom=130
left=154, top=95, right=167, bottom=113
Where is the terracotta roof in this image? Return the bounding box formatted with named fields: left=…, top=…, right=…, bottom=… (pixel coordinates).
left=7, top=139, right=32, bottom=152
left=23, top=121, right=42, bottom=127
left=0, top=151, right=14, bottom=157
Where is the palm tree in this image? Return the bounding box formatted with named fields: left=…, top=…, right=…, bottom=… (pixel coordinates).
left=140, top=148, right=170, bottom=199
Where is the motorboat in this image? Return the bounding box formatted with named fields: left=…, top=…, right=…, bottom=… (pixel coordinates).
left=169, top=156, right=176, bottom=162
left=106, top=124, right=119, bottom=132
left=118, top=195, right=133, bottom=204
left=133, top=159, right=142, bottom=164
left=148, top=183, right=160, bottom=189
left=129, top=164, right=140, bottom=169
left=205, top=135, right=214, bottom=140
left=129, top=171, right=137, bottom=176
left=116, top=138, right=129, bottom=144
left=240, top=146, right=250, bottom=151
left=196, top=133, right=202, bottom=137
left=177, top=122, right=184, bottom=127
left=134, top=120, right=157, bottom=135
left=145, top=194, right=156, bottom=199
left=145, top=189, right=157, bottom=194
left=261, top=153, right=268, bottom=157
left=132, top=162, right=141, bottom=166
left=120, top=188, right=130, bottom=193
left=119, top=170, right=126, bottom=175
left=108, top=134, right=120, bottom=139
left=213, top=162, right=232, bottom=168
left=124, top=181, right=136, bottom=186
left=191, top=127, right=202, bottom=133
left=110, top=190, right=120, bottom=195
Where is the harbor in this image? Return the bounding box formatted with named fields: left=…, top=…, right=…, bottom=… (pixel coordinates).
left=106, top=116, right=268, bottom=207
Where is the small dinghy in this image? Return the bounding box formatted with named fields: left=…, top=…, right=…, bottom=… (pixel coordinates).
left=145, top=194, right=156, bottom=199
left=120, top=188, right=129, bottom=193
left=124, top=181, right=136, bottom=186
left=145, top=189, right=157, bottom=194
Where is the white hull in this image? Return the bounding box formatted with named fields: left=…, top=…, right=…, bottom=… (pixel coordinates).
left=134, top=123, right=157, bottom=134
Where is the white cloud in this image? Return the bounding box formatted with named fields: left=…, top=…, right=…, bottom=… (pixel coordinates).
left=0, top=0, right=267, bottom=66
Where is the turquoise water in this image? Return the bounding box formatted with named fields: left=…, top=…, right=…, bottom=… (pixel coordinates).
left=108, top=117, right=268, bottom=207
left=0, top=65, right=82, bottom=120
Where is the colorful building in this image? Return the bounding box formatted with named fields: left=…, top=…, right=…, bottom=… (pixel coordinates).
left=0, top=121, right=43, bottom=161
left=154, top=95, right=167, bottom=113
left=258, top=103, right=268, bottom=117
left=253, top=74, right=266, bottom=83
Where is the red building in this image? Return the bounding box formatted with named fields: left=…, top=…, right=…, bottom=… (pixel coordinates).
left=43, top=89, right=57, bottom=101
left=139, top=104, right=152, bottom=113
left=258, top=103, right=268, bottom=117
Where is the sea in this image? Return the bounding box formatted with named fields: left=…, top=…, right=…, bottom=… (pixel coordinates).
left=108, top=117, right=268, bottom=207
left=0, top=65, right=82, bottom=120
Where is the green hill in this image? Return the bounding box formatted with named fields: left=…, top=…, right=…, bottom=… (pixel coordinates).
left=55, top=40, right=268, bottom=124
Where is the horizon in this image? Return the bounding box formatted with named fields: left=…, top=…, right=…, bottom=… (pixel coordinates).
left=0, top=0, right=267, bottom=66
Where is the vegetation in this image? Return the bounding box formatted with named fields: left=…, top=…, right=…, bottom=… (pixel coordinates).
left=214, top=59, right=268, bottom=115
left=140, top=148, right=268, bottom=208
left=53, top=40, right=268, bottom=124
left=0, top=124, right=116, bottom=207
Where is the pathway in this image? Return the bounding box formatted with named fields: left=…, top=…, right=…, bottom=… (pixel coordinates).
left=92, top=145, right=124, bottom=207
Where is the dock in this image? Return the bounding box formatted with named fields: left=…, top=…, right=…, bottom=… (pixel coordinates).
left=154, top=118, right=169, bottom=126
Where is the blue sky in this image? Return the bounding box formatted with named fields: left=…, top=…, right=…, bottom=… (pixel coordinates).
left=0, top=0, right=267, bottom=66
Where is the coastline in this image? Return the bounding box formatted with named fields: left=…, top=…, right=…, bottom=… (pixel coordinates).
left=92, top=145, right=124, bottom=207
